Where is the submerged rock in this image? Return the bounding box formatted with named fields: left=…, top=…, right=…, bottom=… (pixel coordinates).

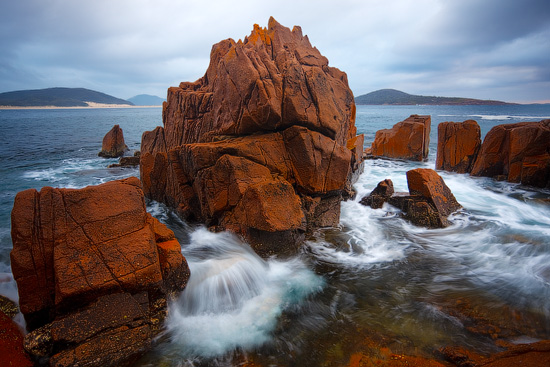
left=108, top=154, right=141, bottom=168
left=436, top=120, right=481, bottom=173
left=470, top=119, right=550, bottom=188
left=369, top=115, right=431, bottom=161
left=10, top=177, right=190, bottom=366
left=140, top=17, right=362, bottom=256
left=98, top=124, right=128, bottom=158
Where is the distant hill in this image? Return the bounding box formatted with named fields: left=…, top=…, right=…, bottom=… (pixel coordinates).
left=0, top=87, right=133, bottom=107
left=355, top=89, right=512, bottom=105
left=127, top=94, right=164, bottom=106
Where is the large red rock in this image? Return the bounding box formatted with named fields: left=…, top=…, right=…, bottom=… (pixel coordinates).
left=141, top=18, right=362, bottom=256
left=10, top=177, right=190, bottom=366
left=406, top=168, right=461, bottom=218
left=370, top=115, right=431, bottom=161
left=436, top=120, right=481, bottom=173
left=98, top=124, right=128, bottom=158
left=470, top=120, right=550, bottom=188
left=0, top=311, right=33, bottom=367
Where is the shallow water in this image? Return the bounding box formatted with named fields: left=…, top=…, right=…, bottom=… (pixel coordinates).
left=1, top=105, right=550, bottom=365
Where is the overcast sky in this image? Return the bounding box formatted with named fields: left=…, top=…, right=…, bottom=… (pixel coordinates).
left=1, top=0, right=549, bottom=103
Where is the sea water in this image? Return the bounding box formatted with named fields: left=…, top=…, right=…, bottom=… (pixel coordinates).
left=1, top=104, right=550, bottom=365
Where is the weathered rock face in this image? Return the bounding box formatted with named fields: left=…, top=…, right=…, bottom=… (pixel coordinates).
left=369, top=115, right=431, bottom=161
left=141, top=18, right=362, bottom=256
left=10, top=177, right=189, bottom=366
left=470, top=120, right=550, bottom=188
left=99, top=124, right=128, bottom=158
left=360, top=169, right=461, bottom=228
left=436, top=120, right=481, bottom=173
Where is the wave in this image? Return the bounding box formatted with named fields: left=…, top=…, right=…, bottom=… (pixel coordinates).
left=163, top=227, right=324, bottom=359
left=470, top=114, right=550, bottom=121
left=21, top=157, right=138, bottom=188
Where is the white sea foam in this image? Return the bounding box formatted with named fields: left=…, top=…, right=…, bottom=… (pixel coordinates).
left=22, top=157, right=137, bottom=188
left=165, top=228, right=324, bottom=358
left=469, top=114, right=550, bottom=121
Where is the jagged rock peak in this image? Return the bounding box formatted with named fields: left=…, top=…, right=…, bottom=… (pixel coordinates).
left=161, top=17, right=354, bottom=147
left=141, top=18, right=362, bottom=256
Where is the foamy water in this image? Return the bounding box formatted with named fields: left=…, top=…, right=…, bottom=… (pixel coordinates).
left=152, top=227, right=324, bottom=361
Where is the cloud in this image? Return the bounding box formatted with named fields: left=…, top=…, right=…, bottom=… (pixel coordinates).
left=1, top=0, right=549, bottom=102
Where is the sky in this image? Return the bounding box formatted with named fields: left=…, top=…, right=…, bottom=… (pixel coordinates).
left=1, top=0, right=549, bottom=103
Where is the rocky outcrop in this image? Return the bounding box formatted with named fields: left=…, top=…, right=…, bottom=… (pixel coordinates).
left=369, top=115, right=431, bottom=161
left=359, top=179, right=394, bottom=209
left=98, top=124, right=128, bottom=158
left=108, top=151, right=141, bottom=168
left=10, top=177, right=189, bottom=366
left=470, top=120, right=550, bottom=188
left=360, top=169, right=461, bottom=228
left=436, top=120, right=481, bottom=173
left=140, top=18, right=362, bottom=256
left=436, top=119, right=550, bottom=188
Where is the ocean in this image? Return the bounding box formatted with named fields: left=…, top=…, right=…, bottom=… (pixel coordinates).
left=1, top=104, right=550, bottom=366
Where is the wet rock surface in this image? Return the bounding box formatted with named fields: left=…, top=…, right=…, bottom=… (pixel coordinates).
left=10, top=177, right=190, bottom=366
left=140, top=17, right=362, bottom=256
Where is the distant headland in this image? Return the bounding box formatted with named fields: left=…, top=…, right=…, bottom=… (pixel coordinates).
left=355, top=89, right=514, bottom=105
left=0, top=87, right=164, bottom=108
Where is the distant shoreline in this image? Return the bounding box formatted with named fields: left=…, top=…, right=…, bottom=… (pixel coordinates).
left=0, top=104, right=162, bottom=110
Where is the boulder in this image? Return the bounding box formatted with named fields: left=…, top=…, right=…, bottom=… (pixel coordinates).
left=436, top=120, right=481, bottom=173
left=10, top=177, right=190, bottom=366
left=140, top=18, right=362, bottom=256
left=360, top=169, right=461, bottom=228
left=369, top=115, right=431, bottom=161
left=406, top=168, right=461, bottom=218
left=108, top=155, right=141, bottom=168
left=470, top=120, right=550, bottom=188
left=98, top=124, right=128, bottom=158
left=359, top=179, right=394, bottom=209
left=0, top=311, right=33, bottom=367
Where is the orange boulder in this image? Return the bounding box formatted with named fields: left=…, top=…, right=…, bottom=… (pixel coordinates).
left=370, top=115, right=431, bottom=161
left=436, top=120, right=481, bottom=173
left=10, top=177, right=190, bottom=365
left=406, top=168, right=461, bottom=218
left=98, top=124, right=128, bottom=158
left=470, top=120, right=550, bottom=188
